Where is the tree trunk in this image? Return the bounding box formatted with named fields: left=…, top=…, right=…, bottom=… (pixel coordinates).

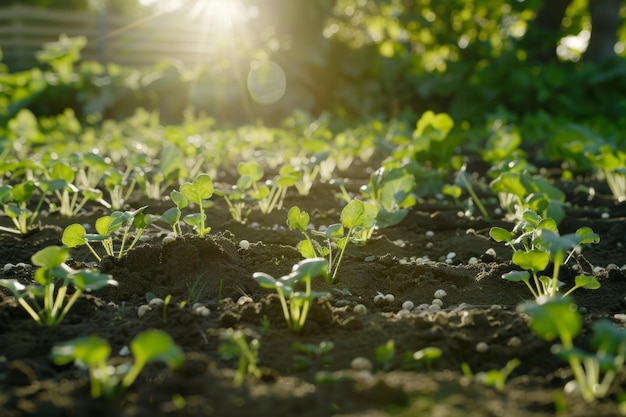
left=522, top=0, right=572, bottom=63
left=585, top=0, right=621, bottom=63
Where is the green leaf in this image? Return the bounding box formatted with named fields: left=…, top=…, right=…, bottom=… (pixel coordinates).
left=252, top=272, right=278, bottom=289
left=62, top=224, right=87, bottom=247
left=512, top=250, right=550, bottom=273
left=183, top=213, right=207, bottom=230
left=131, top=329, right=184, bottom=368
left=576, top=227, right=600, bottom=245
left=490, top=172, right=527, bottom=198
left=159, top=207, right=181, bottom=226
left=95, top=215, right=123, bottom=236
left=489, top=227, right=512, bottom=243
left=340, top=200, right=365, bottom=229
left=180, top=174, right=214, bottom=205
left=72, top=270, right=117, bottom=291
left=296, top=239, right=317, bottom=258
left=287, top=206, right=309, bottom=232
left=501, top=270, right=530, bottom=282
left=237, top=161, right=264, bottom=182
left=50, top=335, right=111, bottom=367
left=518, top=296, right=581, bottom=342
left=325, top=223, right=344, bottom=240
left=170, top=190, right=188, bottom=209
left=291, top=257, right=327, bottom=280
left=12, top=181, right=36, bottom=204
left=573, top=275, right=600, bottom=290
left=32, top=245, right=70, bottom=268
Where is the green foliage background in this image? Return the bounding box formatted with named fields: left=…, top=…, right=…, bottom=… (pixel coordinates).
left=1, top=0, right=626, bottom=129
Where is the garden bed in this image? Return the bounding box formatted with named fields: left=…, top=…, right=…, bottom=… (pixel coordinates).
left=1, top=169, right=625, bottom=417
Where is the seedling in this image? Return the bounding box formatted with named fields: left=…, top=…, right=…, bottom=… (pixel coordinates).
left=158, top=190, right=188, bottom=237
left=520, top=296, right=626, bottom=402
left=587, top=145, right=626, bottom=202
left=62, top=206, right=150, bottom=261
left=490, top=210, right=600, bottom=298
left=50, top=329, right=184, bottom=398
left=359, top=167, right=417, bottom=228
left=403, top=346, right=442, bottom=372
left=218, top=328, right=261, bottom=387
left=454, top=164, right=490, bottom=220
left=292, top=341, right=334, bottom=371
left=461, top=358, right=520, bottom=392
left=287, top=199, right=378, bottom=284
left=237, top=161, right=299, bottom=215
left=374, top=339, right=396, bottom=371
left=253, top=258, right=329, bottom=332
left=0, top=245, right=117, bottom=326
left=179, top=173, right=214, bottom=237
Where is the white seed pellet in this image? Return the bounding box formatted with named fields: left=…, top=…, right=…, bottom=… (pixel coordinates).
left=601, top=212, right=610, bottom=219
left=162, top=235, right=176, bottom=245
left=426, top=242, right=434, bottom=249
left=427, top=304, right=441, bottom=312
left=468, top=257, right=478, bottom=264
left=137, top=305, right=151, bottom=318
left=476, top=342, right=489, bottom=353
left=149, top=298, right=164, bottom=307
left=353, top=304, right=368, bottom=315
left=3, top=263, right=15, bottom=272
left=425, top=231, right=435, bottom=237
left=507, top=337, right=522, bottom=348
left=374, top=293, right=385, bottom=304
left=402, top=300, right=415, bottom=310
left=194, top=306, right=211, bottom=317
left=384, top=294, right=395, bottom=303
left=431, top=298, right=444, bottom=307
left=351, top=357, right=373, bottom=372
left=485, top=248, right=496, bottom=257
left=446, top=252, right=456, bottom=259
left=239, top=240, right=250, bottom=250
left=434, top=289, right=447, bottom=299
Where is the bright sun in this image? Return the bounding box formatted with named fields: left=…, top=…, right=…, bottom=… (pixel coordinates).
left=140, top=0, right=249, bottom=32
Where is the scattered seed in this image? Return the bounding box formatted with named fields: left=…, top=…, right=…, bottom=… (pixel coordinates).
left=353, top=304, right=367, bottom=315
left=15, top=262, right=31, bottom=269
left=485, top=248, right=496, bottom=257
left=431, top=299, right=444, bottom=307
left=149, top=298, right=164, bottom=307
left=446, top=252, right=456, bottom=259
left=351, top=357, right=373, bottom=372
left=425, top=231, right=435, bottom=237
left=239, top=240, right=250, bottom=250
left=614, top=313, right=626, bottom=322
left=507, top=337, right=522, bottom=348
left=601, top=212, right=610, bottom=219
left=434, top=289, right=447, bottom=299
left=468, top=257, right=478, bottom=264
left=476, top=342, right=489, bottom=353
left=606, top=263, right=619, bottom=270
left=427, top=304, right=441, bottom=312
left=194, top=306, right=211, bottom=317
left=384, top=294, right=395, bottom=303
left=3, top=263, right=15, bottom=272
left=137, top=305, right=151, bottom=318
left=374, top=293, right=385, bottom=304
left=402, top=300, right=414, bottom=310
left=397, top=309, right=411, bottom=317
left=162, top=235, right=176, bottom=245
left=426, top=242, right=434, bottom=249
left=416, top=303, right=430, bottom=311
left=237, top=296, right=253, bottom=305
left=364, top=255, right=377, bottom=262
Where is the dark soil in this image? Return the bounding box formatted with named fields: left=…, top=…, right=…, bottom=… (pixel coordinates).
left=1, top=173, right=626, bottom=417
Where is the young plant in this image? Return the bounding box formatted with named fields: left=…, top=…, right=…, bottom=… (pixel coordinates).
left=0, top=182, right=37, bottom=235
left=179, top=173, right=214, bottom=237
left=520, top=296, right=626, bottom=403
left=287, top=199, right=378, bottom=284
left=461, top=358, right=520, bottom=392
left=587, top=145, right=626, bottom=202
left=490, top=210, right=600, bottom=298
left=359, top=167, right=417, bottom=228
left=490, top=169, right=566, bottom=223
left=292, top=341, right=334, bottom=371
left=158, top=190, right=188, bottom=237
left=62, top=207, right=150, bottom=262
left=374, top=339, right=396, bottom=371
left=50, top=329, right=184, bottom=398
left=253, top=257, right=329, bottom=332
left=218, top=328, right=261, bottom=387
left=0, top=245, right=117, bottom=326
left=238, top=161, right=299, bottom=215
left=403, top=347, right=442, bottom=372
